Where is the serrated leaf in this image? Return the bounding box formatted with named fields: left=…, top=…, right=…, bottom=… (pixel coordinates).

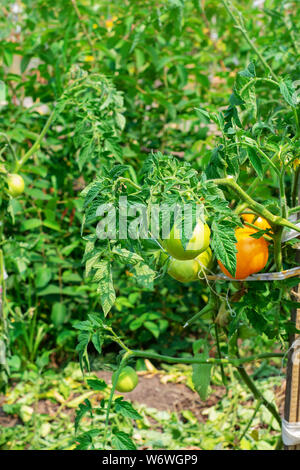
left=112, top=247, right=144, bottom=265
left=91, top=331, right=103, bottom=354
left=96, top=261, right=116, bottom=315
left=114, top=398, right=142, bottom=420
left=112, top=431, right=136, bottom=450
left=192, top=341, right=212, bottom=401
left=211, top=220, right=237, bottom=276
left=132, top=262, right=155, bottom=290
left=279, top=78, right=297, bottom=108
left=247, top=147, right=263, bottom=179
left=87, top=378, right=107, bottom=391
left=115, top=112, right=126, bottom=130
left=75, top=399, right=92, bottom=433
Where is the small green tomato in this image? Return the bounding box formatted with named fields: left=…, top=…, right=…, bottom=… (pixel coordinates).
left=7, top=174, right=25, bottom=197
left=112, top=366, right=139, bottom=393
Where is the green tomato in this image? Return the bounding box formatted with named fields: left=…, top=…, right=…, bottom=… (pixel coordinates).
left=7, top=174, right=25, bottom=197
left=167, top=247, right=212, bottom=283
left=163, top=218, right=210, bottom=260
left=112, top=366, right=138, bottom=393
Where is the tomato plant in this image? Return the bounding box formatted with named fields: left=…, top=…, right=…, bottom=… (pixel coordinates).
left=0, top=0, right=299, bottom=453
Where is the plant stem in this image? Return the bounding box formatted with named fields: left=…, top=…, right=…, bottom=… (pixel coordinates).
left=238, top=78, right=279, bottom=98
left=273, top=230, right=284, bottom=271
left=214, top=323, right=227, bottom=386
left=292, top=167, right=300, bottom=207
left=208, top=177, right=300, bottom=233
left=222, top=0, right=279, bottom=82
left=130, top=349, right=283, bottom=367
left=236, top=364, right=281, bottom=427
left=243, top=221, right=273, bottom=242
left=239, top=399, right=262, bottom=441
left=183, top=302, right=214, bottom=328
left=115, top=177, right=141, bottom=192
left=103, top=352, right=132, bottom=448
left=226, top=142, right=279, bottom=175
left=14, top=109, right=56, bottom=171
left=279, top=169, right=288, bottom=220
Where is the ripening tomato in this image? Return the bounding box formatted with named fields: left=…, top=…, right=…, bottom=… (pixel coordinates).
left=112, top=366, right=138, bottom=393
left=167, top=247, right=212, bottom=283
left=7, top=174, right=25, bottom=197
left=163, top=218, right=210, bottom=260
left=218, top=227, right=269, bottom=279
left=241, top=212, right=272, bottom=232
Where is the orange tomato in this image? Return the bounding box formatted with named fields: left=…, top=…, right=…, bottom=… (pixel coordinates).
left=241, top=212, right=272, bottom=232
left=218, top=227, right=269, bottom=279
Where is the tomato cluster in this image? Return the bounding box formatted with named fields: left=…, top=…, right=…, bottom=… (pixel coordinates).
left=161, top=217, right=212, bottom=283
left=162, top=211, right=271, bottom=282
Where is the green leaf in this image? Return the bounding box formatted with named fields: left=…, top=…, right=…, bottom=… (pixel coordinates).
left=20, top=218, right=42, bottom=231
left=132, top=262, right=155, bottom=290
left=91, top=331, right=103, bottom=354
left=95, top=261, right=116, bottom=315
left=75, top=399, right=93, bottom=433
left=35, top=267, right=52, bottom=288
left=144, top=321, right=160, bottom=338
left=247, top=147, right=263, bottom=179
left=51, top=303, right=67, bottom=327
left=192, top=341, right=212, bottom=401
left=211, top=220, right=237, bottom=276
left=87, top=378, right=107, bottom=391
left=114, top=398, right=142, bottom=420
left=111, top=431, right=136, bottom=450
left=279, top=78, right=296, bottom=108
left=112, top=247, right=144, bottom=265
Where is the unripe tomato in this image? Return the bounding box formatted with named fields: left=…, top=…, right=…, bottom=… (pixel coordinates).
left=241, top=212, right=272, bottom=232
left=163, top=219, right=210, bottom=260
left=218, top=227, right=268, bottom=279
left=167, top=247, right=212, bottom=283
left=7, top=174, right=25, bottom=197
left=112, top=366, right=138, bottom=393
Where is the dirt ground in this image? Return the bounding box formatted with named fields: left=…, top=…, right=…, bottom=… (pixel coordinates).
left=0, top=370, right=286, bottom=428
left=96, top=370, right=226, bottom=422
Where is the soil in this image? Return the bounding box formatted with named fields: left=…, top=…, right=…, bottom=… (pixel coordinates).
left=0, top=371, right=226, bottom=428
left=96, top=370, right=226, bottom=423
left=0, top=370, right=285, bottom=429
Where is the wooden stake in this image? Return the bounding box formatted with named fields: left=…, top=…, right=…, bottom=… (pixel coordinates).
left=284, top=206, right=300, bottom=450
left=284, top=297, right=300, bottom=450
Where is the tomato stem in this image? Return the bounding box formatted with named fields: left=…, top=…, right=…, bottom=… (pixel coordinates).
left=208, top=177, right=300, bottom=234
left=129, top=350, right=284, bottom=367
left=103, top=351, right=132, bottom=448
left=14, top=109, right=56, bottom=172
left=236, top=364, right=281, bottom=427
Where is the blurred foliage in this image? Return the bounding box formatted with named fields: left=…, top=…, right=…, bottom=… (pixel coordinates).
left=0, top=0, right=298, bottom=381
